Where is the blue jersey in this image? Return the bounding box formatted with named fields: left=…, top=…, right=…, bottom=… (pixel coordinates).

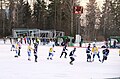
left=103, top=49, right=109, bottom=56
left=69, top=48, right=76, bottom=57
left=62, top=46, right=68, bottom=52
left=86, top=46, right=91, bottom=53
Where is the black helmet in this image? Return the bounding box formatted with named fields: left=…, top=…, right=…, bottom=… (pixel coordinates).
left=93, top=44, right=96, bottom=47
left=88, top=43, right=91, bottom=46
left=73, top=48, right=76, bottom=51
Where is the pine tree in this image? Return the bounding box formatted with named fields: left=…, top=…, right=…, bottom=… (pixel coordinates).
left=94, top=7, right=101, bottom=40
left=6, top=0, right=15, bottom=35
left=47, top=0, right=74, bottom=35
left=16, top=0, right=25, bottom=27
left=86, top=0, right=98, bottom=41
left=111, top=0, right=120, bottom=36
left=47, top=0, right=57, bottom=30
left=32, top=0, right=47, bottom=29
left=22, top=1, right=32, bottom=28
left=100, top=0, right=120, bottom=39
left=60, top=0, right=71, bottom=35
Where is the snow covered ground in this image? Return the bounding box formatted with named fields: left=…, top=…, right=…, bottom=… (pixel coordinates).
left=0, top=39, right=120, bottom=79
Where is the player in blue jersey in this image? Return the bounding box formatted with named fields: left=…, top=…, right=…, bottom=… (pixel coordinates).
left=33, top=42, right=38, bottom=62
left=86, top=43, right=92, bottom=62
left=69, top=48, right=76, bottom=65
left=102, top=48, right=109, bottom=63
left=60, top=45, right=68, bottom=58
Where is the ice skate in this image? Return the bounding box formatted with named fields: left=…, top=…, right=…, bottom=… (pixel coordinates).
left=87, top=59, right=92, bottom=62
left=60, top=56, right=61, bottom=58
left=87, top=59, right=90, bottom=62
left=18, top=53, right=20, bottom=56
left=28, top=58, right=31, bottom=61
left=18, top=54, right=21, bottom=56
left=47, top=57, right=49, bottom=60
left=35, top=60, right=37, bottom=62
left=99, top=59, right=101, bottom=62
left=87, top=59, right=88, bottom=62
left=102, top=60, right=104, bottom=63
left=14, top=55, right=18, bottom=58
left=69, top=62, right=73, bottom=65
left=50, top=58, right=52, bottom=60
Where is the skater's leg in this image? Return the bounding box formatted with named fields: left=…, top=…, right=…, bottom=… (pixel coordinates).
left=60, top=52, right=64, bottom=58
left=92, top=54, right=95, bottom=61
left=102, top=56, right=105, bottom=63
left=87, top=54, right=88, bottom=58
left=51, top=53, right=54, bottom=57
left=11, top=47, right=12, bottom=51
left=14, top=50, right=18, bottom=57
left=70, top=57, right=72, bottom=65
left=28, top=51, right=31, bottom=61
left=72, top=57, right=75, bottom=63
left=50, top=53, right=54, bottom=60
left=35, top=55, right=38, bottom=62
left=50, top=53, right=53, bottom=60
left=47, top=53, right=51, bottom=59
left=97, top=53, right=101, bottom=62
left=11, top=45, right=15, bottom=51
left=87, top=54, right=89, bottom=62
left=70, top=57, right=75, bottom=65
left=64, top=52, right=67, bottom=58
left=87, top=54, right=91, bottom=62
left=18, top=49, right=20, bottom=56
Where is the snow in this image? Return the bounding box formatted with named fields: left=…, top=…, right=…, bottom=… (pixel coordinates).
left=0, top=39, right=120, bottom=79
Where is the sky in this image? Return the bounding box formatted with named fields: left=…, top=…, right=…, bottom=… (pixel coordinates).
left=80, top=0, right=104, bottom=8
left=27, top=0, right=104, bottom=7
left=27, top=0, right=104, bottom=11
left=27, top=0, right=105, bottom=10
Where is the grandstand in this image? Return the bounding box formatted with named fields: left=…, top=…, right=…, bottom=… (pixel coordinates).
left=12, top=28, right=64, bottom=39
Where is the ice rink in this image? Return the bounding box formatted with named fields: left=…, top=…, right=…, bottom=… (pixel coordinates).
left=0, top=40, right=120, bottom=79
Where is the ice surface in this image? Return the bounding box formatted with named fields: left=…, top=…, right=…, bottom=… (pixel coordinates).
left=0, top=40, right=120, bottom=79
